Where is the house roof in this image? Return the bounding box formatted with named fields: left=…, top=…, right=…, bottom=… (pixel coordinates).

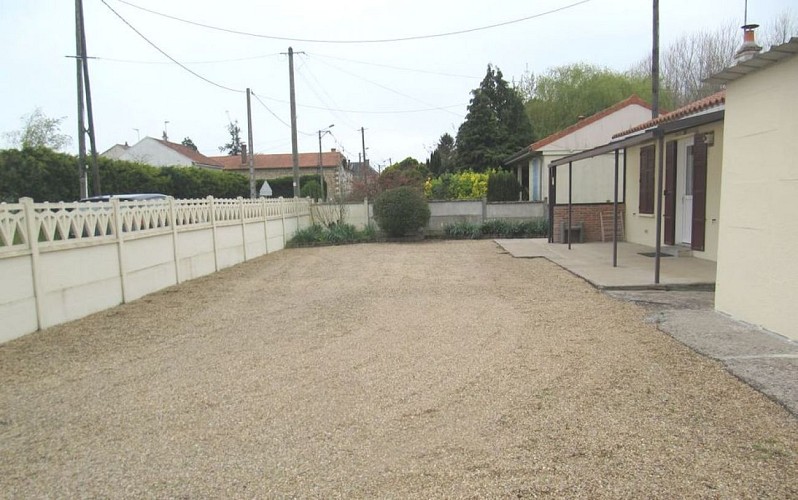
left=156, top=139, right=223, bottom=168
left=706, top=37, right=798, bottom=85
left=612, top=91, right=726, bottom=139
left=504, top=94, right=652, bottom=165
left=210, top=151, right=346, bottom=171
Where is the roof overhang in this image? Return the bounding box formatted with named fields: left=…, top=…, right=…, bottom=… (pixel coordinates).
left=706, top=37, right=798, bottom=85
left=503, top=147, right=535, bottom=166
left=549, top=109, right=724, bottom=168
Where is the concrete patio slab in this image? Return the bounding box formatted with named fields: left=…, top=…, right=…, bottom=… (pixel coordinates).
left=496, top=239, right=716, bottom=290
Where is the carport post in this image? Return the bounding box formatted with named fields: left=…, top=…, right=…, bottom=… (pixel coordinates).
left=613, top=149, right=619, bottom=267
left=654, top=131, right=665, bottom=284
left=568, top=161, right=572, bottom=250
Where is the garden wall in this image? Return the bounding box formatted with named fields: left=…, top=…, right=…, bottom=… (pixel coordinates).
left=0, top=197, right=312, bottom=343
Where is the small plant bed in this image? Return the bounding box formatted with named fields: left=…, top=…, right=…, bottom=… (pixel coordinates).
left=442, top=219, right=548, bottom=240
left=287, top=223, right=376, bottom=248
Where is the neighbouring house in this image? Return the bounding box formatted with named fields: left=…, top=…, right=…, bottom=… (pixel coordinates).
left=504, top=95, right=653, bottom=211
left=101, top=142, right=130, bottom=160
left=706, top=36, right=798, bottom=341
left=209, top=147, right=352, bottom=199
left=101, top=137, right=223, bottom=169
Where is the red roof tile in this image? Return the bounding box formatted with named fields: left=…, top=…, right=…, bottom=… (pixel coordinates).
left=210, top=151, right=346, bottom=170
left=612, top=90, right=726, bottom=139
left=530, top=95, right=653, bottom=150
left=157, top=139, right=223, bottom=168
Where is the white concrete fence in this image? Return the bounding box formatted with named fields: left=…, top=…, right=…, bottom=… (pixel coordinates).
left=0, top=196, right=312, bottom=343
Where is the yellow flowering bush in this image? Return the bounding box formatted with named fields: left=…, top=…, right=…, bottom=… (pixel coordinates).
left=425, top=170, right=491, bottom=200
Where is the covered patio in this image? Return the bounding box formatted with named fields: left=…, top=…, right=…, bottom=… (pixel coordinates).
left=496, top=239, right=716, bottom=290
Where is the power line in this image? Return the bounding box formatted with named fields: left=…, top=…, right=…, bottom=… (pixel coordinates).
left=307, top=55, right=463, bottom=118
left=251, top=91, right=315, bottom=136
left=250, top=89, right=465, bottom=115
left=113, top=0, right=593, bottom=44
left=100, top=0, right=244, bottom=93
left=306, top=52, right=480, bottom=79
left=91, top=53, right=281, bottom=65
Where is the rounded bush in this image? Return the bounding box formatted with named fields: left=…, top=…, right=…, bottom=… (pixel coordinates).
left=373, top=187, right=430, bottom=237
left=487, top=170, right=522, bottom=202
left=301, top=179, right=322, bottom=200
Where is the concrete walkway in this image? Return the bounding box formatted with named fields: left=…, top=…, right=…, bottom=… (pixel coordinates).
left=497, top=239, right=798, bottom=416
left=496, top=238, right=716, bottom=290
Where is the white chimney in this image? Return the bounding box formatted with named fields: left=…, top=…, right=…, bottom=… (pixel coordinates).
left=735, top=24, right=762, bottom=63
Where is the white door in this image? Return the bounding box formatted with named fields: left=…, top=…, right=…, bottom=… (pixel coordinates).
left=681, top=145, right=694, bottom=245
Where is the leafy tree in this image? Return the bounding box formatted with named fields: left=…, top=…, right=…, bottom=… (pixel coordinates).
left=181, top=137, right=198, bottom=151
left=3, top=108, right=72, bottom=151
left=218, top=120, right=242, bottom=155
left=379, top=157, right=427, bottom=191
left=456, top=65, right=532, bottom=172
left=300, top=179, right=322, bottom=200
left=427, top=133, right=456, bottom=176
left=525, top=64, right=660, bottom=140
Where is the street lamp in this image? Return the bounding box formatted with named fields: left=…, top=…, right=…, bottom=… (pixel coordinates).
left=318, top=124, right=334, bottom=201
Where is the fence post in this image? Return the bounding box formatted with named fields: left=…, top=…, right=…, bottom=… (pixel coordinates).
left=481, top=197, right=488, bottom=225
left=261, top=196, right=269, bottom=254
left=111, top=198, right=127, bottom=302
left=364, top=197, right=369, bottom=228
left=238, top=197, right=248, bottom=262
left=280, top=197, right=287, bottom=247
left=167, top=197, right=181, bottom=284
left=20, top=198, right=44, bottom=330
left=208, top=196, right=219, bottom=271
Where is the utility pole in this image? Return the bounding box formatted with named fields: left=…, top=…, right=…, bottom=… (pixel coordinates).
left=246, top=88, right=255, bottom=198
left=360, top=127, right=367, bottom=188
left=317, top=124, right=334, bottom=202
left=78, top=0, right=100, bottom=197
left=287, top=47, right=300, bottom=197
left=75, top=0, right=88, bottom=199
left=652, top=0, right=660, bottom=118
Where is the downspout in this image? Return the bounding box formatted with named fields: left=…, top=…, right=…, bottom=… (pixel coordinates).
left=654, top=130, right=665, bottom=284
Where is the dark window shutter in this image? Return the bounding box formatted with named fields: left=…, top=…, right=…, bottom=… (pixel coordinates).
left=691, top=134, right=708, bottom=251
left=664, top=141, right=678, bottom=245
left=639, top=145, right=655, bottom=215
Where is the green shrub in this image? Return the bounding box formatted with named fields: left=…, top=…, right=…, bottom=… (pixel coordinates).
left=373, top=187, right=430, bottom=237
left=301, top=179, right=322, bottom=200
left=443, top=221, right=481, bottom=239
left=286, top=223, right=374, bottom=247
left=480, top=219, right=510, bottom=236
left=487, top=170, right=522, bottom=202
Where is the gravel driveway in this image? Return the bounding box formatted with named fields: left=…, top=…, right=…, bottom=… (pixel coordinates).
left=1, top=241, right=796, bottom=497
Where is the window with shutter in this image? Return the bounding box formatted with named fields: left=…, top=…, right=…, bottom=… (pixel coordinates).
left=639, top=145, right=655, bottom=214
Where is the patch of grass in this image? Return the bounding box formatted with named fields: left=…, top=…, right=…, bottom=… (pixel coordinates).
left=443, top=221, right=481, bottom=239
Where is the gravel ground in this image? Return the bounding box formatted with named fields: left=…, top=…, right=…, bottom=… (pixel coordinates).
left=1, top=240, right=796, bottom=498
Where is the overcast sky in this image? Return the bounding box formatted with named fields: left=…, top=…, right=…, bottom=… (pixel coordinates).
left=1, top=0, right=793, bottom=169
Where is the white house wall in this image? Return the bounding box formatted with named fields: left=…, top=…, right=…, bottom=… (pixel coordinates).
left=538, top=104, right=651, bottom=204
left=117, top=137, right=193, bottom=167
left=715, top=55, right=798, bottom=341
left=623, top=121, right=724, bottom=262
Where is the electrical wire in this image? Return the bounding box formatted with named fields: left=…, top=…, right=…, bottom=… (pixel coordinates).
left=100, top=0, right=244, bottom=93
left=113, top=0, right=593, bottom=44
left=250, top=89, right=465, bottom=115
left=93, top=53, right=281, bottom=65
left=306, top=52, right=479, bottom=79
left=307, top=55, right=464, bottom=118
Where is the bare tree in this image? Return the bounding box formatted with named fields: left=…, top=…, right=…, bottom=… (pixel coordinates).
left=3, top=108, right=72, bottom=151
left=763, top=9, right=797, bottom=47
left=628, top=11, right=797, bottom=108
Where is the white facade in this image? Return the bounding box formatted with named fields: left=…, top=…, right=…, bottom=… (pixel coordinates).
left=112, top=137, right=194, bottom=167
left=514, top=100, right=653, bottom=204
left=715, top=51, right=798, bottom=341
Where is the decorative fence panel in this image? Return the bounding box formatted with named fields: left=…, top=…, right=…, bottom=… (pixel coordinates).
left=0, top=196, right=312, bottom=343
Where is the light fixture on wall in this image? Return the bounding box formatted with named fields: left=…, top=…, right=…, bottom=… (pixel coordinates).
left=703, top=132, right=715, bottom=146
